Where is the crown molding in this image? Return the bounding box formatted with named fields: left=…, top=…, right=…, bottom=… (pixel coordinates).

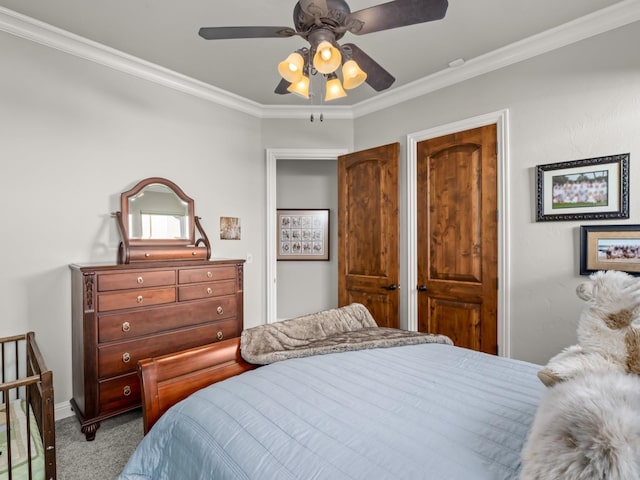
left=2, top=1, right=639, bottom=120
left=353, top=0, right=640, bottom=117
left=0, top=6, right=263, bottom=117
left=261, top=104, right=354, bottom=120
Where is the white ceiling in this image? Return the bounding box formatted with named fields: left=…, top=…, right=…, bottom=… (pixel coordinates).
left=0, top=0, right=631, bottom=107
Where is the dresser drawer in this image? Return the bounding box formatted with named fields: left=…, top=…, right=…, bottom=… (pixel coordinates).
left=179, top=265, right=237, bottom=284
left=98, top=320, right=240, bottom=378
left=178, top=280, right=236, bottom=301
left=98, top=372, right=140, bottom=414
left=97, top=287, right=176, bottom=312
left=98, top=296, right=238, bottom=342
left=98, top=270, right=175, bottom=292
left=128, top=246, right=208, bottom=263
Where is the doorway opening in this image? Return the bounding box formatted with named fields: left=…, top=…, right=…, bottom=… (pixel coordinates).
left=265, top=148, right=348, bottom=324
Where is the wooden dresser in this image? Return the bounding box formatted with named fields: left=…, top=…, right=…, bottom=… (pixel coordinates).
left=70, top=258, right=244, bottom=440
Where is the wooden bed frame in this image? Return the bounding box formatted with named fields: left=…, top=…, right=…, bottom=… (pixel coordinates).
left=0, top=332, right=56, bottom=479
left=138, top=337, right=257, bottom=434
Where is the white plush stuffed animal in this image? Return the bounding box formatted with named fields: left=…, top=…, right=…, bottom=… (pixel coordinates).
left=537, top=270, right=640, bottom=387
left=521, top=371, right=640, bottom=479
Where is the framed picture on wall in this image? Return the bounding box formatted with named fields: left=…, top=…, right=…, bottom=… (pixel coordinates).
left=580, top=224, right=640, bottom=276
left=536, top=153, right=629, bottom=221
left=277, top=209, right=329, bottom=261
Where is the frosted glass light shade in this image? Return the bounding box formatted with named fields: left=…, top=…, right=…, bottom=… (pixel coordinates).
left=287, top=75, right=310, bottom=98
left=313, top=41, right=341, bottom=74
left=342, top=60, right=367, bottom=89
left=325, top=75, right=347, bottom=101
left=278, top=52, right=304, bottom=83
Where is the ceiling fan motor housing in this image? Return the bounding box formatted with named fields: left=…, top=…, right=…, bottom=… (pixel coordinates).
left=293, top=0, right=351, bottom=41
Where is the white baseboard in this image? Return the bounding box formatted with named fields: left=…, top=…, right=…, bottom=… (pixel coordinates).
left=55, top=401, right=74, bottom=421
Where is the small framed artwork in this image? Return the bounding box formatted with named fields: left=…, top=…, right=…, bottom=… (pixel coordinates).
left=277, top=209, right=329, bottom=261
left=580, top=224, right=640, bottom=276
left=219, top=216, right=241, bottom=240
left=536, top=153, right=629, bottom=221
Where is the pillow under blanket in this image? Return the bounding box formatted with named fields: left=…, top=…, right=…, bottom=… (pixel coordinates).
left=240, top=303, right=453, bottom=365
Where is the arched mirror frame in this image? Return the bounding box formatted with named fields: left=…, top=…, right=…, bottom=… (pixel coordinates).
left=114, top=177, right=211, bottom=263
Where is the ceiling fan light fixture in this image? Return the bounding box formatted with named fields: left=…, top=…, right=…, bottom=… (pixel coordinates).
left=325, top=73, right=347, bottom=101
left=342, top=60, right=367, bottom=89
left=199, top=0, right=450, bottom=101
left=287, top=74, right=310, bottom=99
left=278, top=51, right=305, bottom=83
left=313, top=41, right=342, bottom=74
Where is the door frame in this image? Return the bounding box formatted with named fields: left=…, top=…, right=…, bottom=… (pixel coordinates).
left=406, top=109, right=511, bottom=356
left=265, top=148, right=349, bottom=324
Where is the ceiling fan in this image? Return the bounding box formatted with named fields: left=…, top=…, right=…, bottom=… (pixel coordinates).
left=199, top=0, right=449, bottom=101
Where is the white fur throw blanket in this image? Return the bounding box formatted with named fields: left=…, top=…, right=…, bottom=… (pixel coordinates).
left=240, top=303, right=453, bottom=365
left=520, top=372, right=640, bottom=480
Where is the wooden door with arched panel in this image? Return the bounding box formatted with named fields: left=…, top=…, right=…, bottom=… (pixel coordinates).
left=416, top=125, right=498, bottom=354
left=338, top=143, right=400, bottom=328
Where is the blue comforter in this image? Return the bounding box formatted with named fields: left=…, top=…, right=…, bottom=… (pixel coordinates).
left=119, top=343, right=544, bottom=479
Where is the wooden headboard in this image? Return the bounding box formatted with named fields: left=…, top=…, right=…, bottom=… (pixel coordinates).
left=137, top=337, right=257, bottom=434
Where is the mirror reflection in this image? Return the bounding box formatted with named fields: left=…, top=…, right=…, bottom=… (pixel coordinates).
left=127, top=183, right=190, bottom=240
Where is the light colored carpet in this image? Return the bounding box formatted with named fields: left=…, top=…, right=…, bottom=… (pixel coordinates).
left=55, top=409, right=143, bottom=480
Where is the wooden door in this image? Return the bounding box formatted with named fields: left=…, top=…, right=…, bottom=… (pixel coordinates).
left=416, top=125, right=498, bottom=354
left=338, top=143, right=399, bottom=328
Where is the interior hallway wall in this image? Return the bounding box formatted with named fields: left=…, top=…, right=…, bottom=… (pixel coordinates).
left=276, top=160, right=338, bottom=319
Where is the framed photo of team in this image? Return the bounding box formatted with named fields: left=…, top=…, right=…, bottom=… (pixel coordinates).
left=580, top=225, right=640, bottom=276
left=277, top=209, right=329, bottom=261
left=536, top=153, right=629, bottom=221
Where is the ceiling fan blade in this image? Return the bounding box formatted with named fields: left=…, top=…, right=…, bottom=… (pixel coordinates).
left=347, top=0, right=448, bottom=35
left=343, top=43, right=395, bottom=91
left=275, top=79, right=291, bottom=95
left=299, top=0, right=330, bottom=18
left=198, top=26, right=296, bottom=40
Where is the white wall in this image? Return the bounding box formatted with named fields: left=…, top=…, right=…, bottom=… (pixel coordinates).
left=0, top=30, right=266, bottom=409
left=261, top=117, right=353, bottom=149
left=276, top=160, right=338, bottom=319
left=353, top=22, right=640, bottom=365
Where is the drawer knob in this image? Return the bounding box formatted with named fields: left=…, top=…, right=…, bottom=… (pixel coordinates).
left=122, top=352, right=131, bottom=363
left=145, top=253, right=151, bottom=258
left=137, top=276, right=144, bottom=284
left=207, top=271, right=212, bottom=278
left=137, top=295, right=143, bottom=303
left=192, top=251, right=197, bottom=256
left=216, top=331, right=224, bottom=341
left=216, top=306, right=224, bottom=315
left=123, top=385, right=131, bottom=397
left=122, top=322, right=131, bottom=332
left=207, top=287, right=213, bottom=295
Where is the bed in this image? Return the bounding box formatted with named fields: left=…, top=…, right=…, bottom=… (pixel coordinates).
left=119, top=332, right=545, bottom=479
left=0, top=332, right=56, bottom=480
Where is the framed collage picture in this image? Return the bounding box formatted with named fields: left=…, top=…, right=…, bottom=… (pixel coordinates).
left=277, top=209, right=329, bottom=261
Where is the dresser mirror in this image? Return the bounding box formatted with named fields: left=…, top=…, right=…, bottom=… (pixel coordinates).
left=114, top=177, right=211, bottom=263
